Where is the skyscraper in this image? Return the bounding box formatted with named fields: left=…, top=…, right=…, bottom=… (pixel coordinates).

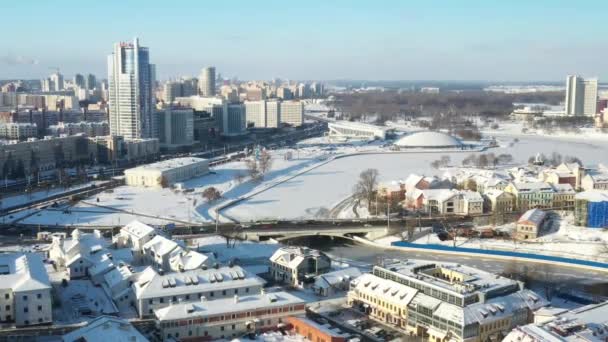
left=565, top=75, right=598, bottom=116
left=198, top=67, right=216, bottom=96
left=85, top=74, right=96, bottom=90
left=73, top=73, right=85, bottom=88
left=50, top=72, right=64, bottom=91
left=107, top=37, right=156, bottom=139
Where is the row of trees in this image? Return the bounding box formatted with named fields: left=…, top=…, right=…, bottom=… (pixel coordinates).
left=460, top=153, right=514, bottom=168
left=528, top=152, right=582, bottom=167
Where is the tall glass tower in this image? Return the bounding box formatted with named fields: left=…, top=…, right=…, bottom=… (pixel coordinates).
left=107, top=37, right=156, bottom=139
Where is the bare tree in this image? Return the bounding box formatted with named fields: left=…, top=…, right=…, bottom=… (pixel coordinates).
left=245, top=158, right=261, bottom=180
left=259, top=149, right=273, bottom=174
left=353, top=168, right=379, bottom=206
left=202, top=187, right=222, bottom=202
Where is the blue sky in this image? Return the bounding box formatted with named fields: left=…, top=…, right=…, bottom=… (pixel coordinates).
left=1, top=0, right=605, bottom=81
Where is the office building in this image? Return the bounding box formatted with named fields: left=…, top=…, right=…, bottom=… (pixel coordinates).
left=244, top=100, right=266, bottom=128
left=158, top=107, right=194, bottom=149
left=225, top=103, right=247, bottom=136
left=565, top=75, right=598, bottom=116
left=348, top=260, right=547, bottom=342
left=0, top=253, right=52, bottom=326
left=124, top=157, right=208, bottom=188
left=107, top=37, right=156, bottom=139
left=280, top=100, right=304, bottom=127
left=85, top=74, right=96, bottom=90
left=198, top=67, right=216, bottom=96
left=50, top=72, right=64, bottom=91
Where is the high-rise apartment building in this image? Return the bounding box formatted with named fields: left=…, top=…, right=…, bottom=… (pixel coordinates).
left=198, top=67, right=216, bottom=96
left=50, top=72, right=64, bottom=91
left=565, top=75, right=598, bottom=116
left=73, top=74, right=85, bottom=88
left=85, top=74, right=96, bottom=90
left=280, top=100, right=304, bottom=127
left=107, top=37, right=156, bottom=139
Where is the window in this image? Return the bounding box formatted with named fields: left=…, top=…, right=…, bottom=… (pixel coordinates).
left=232, top=324, right=235, bottom=330
left=149, top=299, right=153, bottom=304
left=22, top=295, right=27, bottom=301
left=245, top=287, right=250, bottom=293
left=221, top=326, right=225, bottom=331
left=38, top=318, right=43, bottom=323
left=4, top=305, right=9, bottom=311
left=222, top=290, right=226, bottom=296
left=37, top=306, right=42, bottom=312
left=185, top=295, right=190, bottom=300
left=172, top=296, right=177, bottom=302
left=4, top=294, right=8, bottom=300
left=210, top=291, right=214, bottom=297
left=160, top=298, right=164, bottom=303
left=24, top=320, right=29, bottom=325
left=23, top=307, right=28, bottom=313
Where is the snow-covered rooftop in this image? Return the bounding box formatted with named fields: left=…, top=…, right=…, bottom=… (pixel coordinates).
left=154, top=291, right=304, bottom=321
left=518, top=209, right=547, bottom=226
left=133, top=265, right=265, bottom=299
left=395, top=131, right=463, bottom=148
left=126, top=157, right=208, bottom=173
left=62, top=316, right=149, bottom=342
left=575, top=190, right=608, bottom=202
left=0, top=253, right=51, bottom=292
left=270, top=246, right=328, bottom=269
left=121, top=220, right=156, bottom=239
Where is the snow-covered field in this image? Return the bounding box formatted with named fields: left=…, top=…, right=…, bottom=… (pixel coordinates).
left=224, top=134, right=608, bottom=222
left=14, top=148, right=329, bottom=227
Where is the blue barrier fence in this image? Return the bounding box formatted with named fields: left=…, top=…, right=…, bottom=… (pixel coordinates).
left=390, top=241, right=608, bottom=270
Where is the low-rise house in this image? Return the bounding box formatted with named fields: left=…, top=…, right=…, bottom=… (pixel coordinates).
left=113, top=220, right=157, bottom=263
left=574, top=191, right=608, bottom=228
left=514, top=208, right=547, bottom=240
left=419, top=189, right=483, bottom=215
left=49, top=229, right=108, bottom=268
left=154, top=291, right=306, bottom=341
left=581, top=171, right=608, bottom=191
left=132, top=265, right=265, bottom=318
left=483, top=189, right=515, bottom=213
left=142, top=235, right=181, bottom=271
left=539, top=169, right=576, bottom=188
left=404, top=174, right=447, bottom=193
left=378, top=181, right=405, bottom=205
left=0, top=253, right=52, bottom=326
left=555, top=161, right=587, bottom=190
left=62, top=315, right=149, bottom=342
left=550, top=183, right=575, bottom=209
left=102, top=263, right=137, bottom=311
left=269, top=247, right=331, bottom=286
left=312, top=267, right=362, bottom=297
left=503, top=301, right=608, bottom=342
left=504, top=182, right=555, bottom=211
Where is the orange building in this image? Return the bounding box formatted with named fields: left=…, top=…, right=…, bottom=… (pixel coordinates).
left=286, top=316, right=348, bottom=342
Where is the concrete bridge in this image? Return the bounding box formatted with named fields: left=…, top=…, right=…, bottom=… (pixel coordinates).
left=225, top=225, right=390, bottom=242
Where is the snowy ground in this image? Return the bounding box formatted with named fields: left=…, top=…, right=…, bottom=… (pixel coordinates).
left=13, top=148, right=331, bottom=227
left=1, top=181, right=106, bottom=209
left=224, top=134, right=608, bottom=222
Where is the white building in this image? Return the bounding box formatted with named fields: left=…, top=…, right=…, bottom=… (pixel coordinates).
left=124, top=157, right=209, bottom=188
left=62, top=315, right=149, bottom=342
left=47, top=121, right=109, bottom=137
left=312, top=267, right=362, bottom=297
left=113, top=220, right=157, bottom=263
left=245, top=100, right=267, bottom=128
left=132, top=265, right=265, bottom=318
left=565, top=75, right=598, bottom=116
left=327, top=121, right=392, bottom=140
left=0, top=123, right=37, bottom=140
left=107, top=37, right=156, bottom=139
left=0, top=253, right=52, bottom=326
left=154, top=291, right=306, bottom=341
left=280, top=100, right=304, bottom=127
left=142, top=235, right=181, bottom=270
left=198, top=67, right=216, bottom=96
left=269, top=247, right=331, bottom=286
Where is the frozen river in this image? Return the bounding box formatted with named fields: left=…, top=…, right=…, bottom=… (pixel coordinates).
left=224, top=134, right=608, bottom=221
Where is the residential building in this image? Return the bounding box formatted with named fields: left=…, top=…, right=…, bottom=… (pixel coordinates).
left=581, top=171, right=608, bottom=191
left=514, top=208, right=547, bottom=240
left=168, top=249, right=209, bottom=273
left=0, top=253, right=52, bottom=326
left=550, top=183, right=575, bottom=209
left=503, top=301, right=608, bottom=342
left=565, top=75, right=598, bottom=116
left=154, top=291, right=306, bottom=340
left=266, top=100, right=281, bottom=128
left=348, top=260, right=547, bottom=342
left=50, top=72, right=64, bottom=91
left=312, top=267, right=362, bottom=297
left=483, top=189, right=515, bottom=213
left=0, top=123, right=37, bottom=140
left=504, top=182, right=555, bottom=211
left=124, top=157, right=208, bottom=188
left=107, top=37, right=156, bottom=139
left=198, top=67, right=216, bottom=96
left=158, top=107, right=194, bottom=149
left=47, top=121, right=109, bottom=137
left=62, top=315, right=149, bottom=342
left=142, top=235, right=181, bottom=270
left=113, top=220, right=157, bottom=263
left=286, top=316, right=349, bottom=342
left=269, top=247, right=331, bottom=286
left=280, top=100, right=304, bottom=127
left=574, top=191, right=608, bottom=228
left=132, top=265, right=265, bottom=318
left=419, top=189, right=484, bottom=215
left=378, top=181, right=406, bottom=206
left=245, top=100, right=267, bottom=128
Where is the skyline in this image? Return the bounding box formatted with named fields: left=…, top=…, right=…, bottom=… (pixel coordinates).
left=1, top=0, right=607, bottom=82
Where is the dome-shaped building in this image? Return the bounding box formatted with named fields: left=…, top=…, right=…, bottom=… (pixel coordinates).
left=394, top=131, right=463, bottom=148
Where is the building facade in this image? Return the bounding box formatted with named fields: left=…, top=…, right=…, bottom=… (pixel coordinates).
left=565, top=75, right=598, bottom=116
left=124, top=157, right=209, bottom=188
left=198, top=67, right=216, bottom=97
